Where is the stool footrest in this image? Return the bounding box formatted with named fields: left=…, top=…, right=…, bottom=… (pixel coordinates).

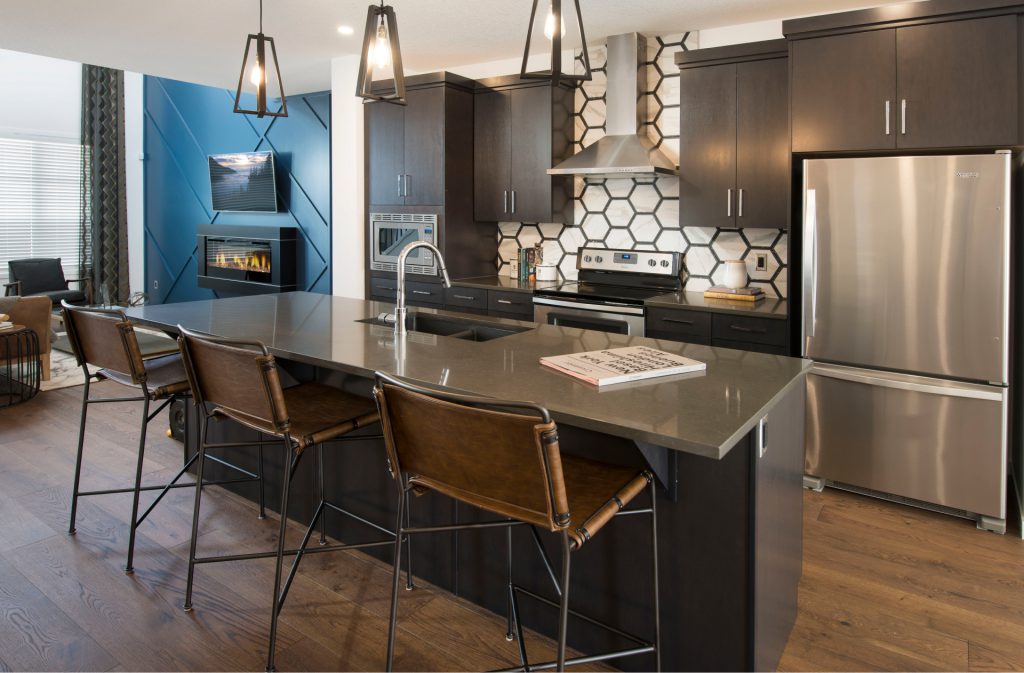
left=491, top=646, right=656, bottom=672
left=193, top=538, right=394, bottom=565
left=511, top=584, right=652, bottom=648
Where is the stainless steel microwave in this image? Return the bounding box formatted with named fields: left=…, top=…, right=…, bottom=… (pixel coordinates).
left=369, top=212, right=438, bottom=275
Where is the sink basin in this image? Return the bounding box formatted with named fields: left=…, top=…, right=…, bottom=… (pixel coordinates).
left=358, top=313, right=532, bottom=342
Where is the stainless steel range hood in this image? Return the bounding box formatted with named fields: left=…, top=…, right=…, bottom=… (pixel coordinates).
left=548, top=33, right=679, bottom=179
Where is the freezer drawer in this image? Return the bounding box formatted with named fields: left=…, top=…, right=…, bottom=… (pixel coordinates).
left=806, top=364, right=1006, bottom=519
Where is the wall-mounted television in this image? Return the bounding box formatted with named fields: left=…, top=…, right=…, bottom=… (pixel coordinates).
left=208, top=151, right=278, bottom=212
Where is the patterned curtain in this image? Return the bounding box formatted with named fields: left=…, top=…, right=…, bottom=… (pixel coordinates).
left=80, top=65, right=129, bottom=305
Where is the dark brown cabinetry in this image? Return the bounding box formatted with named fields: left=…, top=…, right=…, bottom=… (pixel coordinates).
left=677, top=41, right=789, bottom=230
left=473, top=76, right=574, bottom=223
left=366, top=87, right=446, bottom=206
left=646, top=306, right=788, bottom=355
left=788, top=8, right=1022, bottom=152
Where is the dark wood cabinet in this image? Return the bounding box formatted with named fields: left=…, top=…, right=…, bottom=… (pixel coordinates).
left=473, top=76, right=574, bottom=223
left=366, top=101, right=405, bottom=206
left=402, top=87, right=446, bottom=205
left=646, top=305, right=789, bottom=354
left=788, top=9, right=1022, bottom=152
left=677, top=41, right=789, bottom=230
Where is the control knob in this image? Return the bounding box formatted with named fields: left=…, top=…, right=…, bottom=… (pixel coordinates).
left=583, top=255, right=592, bottom=263
left=594, top=255, right=604, bottom=263
left=660, top=260, right=671, bottom=268
left=648, top=259, right=657, bottom=267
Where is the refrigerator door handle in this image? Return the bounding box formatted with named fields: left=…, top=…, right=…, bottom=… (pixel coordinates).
left=811, top=363, right=1005, bottom=402
left=802, top=188, right=817, bottom=340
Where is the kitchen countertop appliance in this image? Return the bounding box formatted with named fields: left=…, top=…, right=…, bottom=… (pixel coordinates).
left=533, top=248, right=681, bottom=336
left=802, top=153, right=1012, bottom=533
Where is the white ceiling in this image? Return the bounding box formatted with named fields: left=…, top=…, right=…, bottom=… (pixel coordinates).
left=0, top=0, right=906, bottom=93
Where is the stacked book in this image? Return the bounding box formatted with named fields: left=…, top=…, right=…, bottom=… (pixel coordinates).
left=703, top=285, right=764, bottom=302
left=0, top=313, right=11, bottom=331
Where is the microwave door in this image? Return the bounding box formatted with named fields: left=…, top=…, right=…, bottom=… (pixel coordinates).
left=379, top=228, right=420, bottom=258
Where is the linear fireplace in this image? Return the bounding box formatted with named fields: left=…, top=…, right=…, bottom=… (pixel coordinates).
left=197, top=224, right=296, bottom=294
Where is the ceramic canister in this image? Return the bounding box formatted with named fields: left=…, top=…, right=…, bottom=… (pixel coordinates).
left=723, top=260, right=748, bottom=289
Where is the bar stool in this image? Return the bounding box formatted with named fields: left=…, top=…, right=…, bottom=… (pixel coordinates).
left=176, top=326, right=397, bottom=672
left=373, top=372, right=661, bottom=672
left=62, top=302, right=264, bottom=574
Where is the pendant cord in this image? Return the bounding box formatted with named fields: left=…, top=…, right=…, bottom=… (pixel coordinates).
left=259, top=0, right=263, bottom=33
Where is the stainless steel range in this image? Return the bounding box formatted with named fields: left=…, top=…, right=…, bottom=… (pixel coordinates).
left=533, top=248, right=681, bottom=336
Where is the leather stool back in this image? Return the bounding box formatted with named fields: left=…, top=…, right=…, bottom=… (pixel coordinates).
left=177, top=328, right=289, bottom=433
left=374, top=376, right=571, bottom=532
left=62, top=305, right=146, bottom=384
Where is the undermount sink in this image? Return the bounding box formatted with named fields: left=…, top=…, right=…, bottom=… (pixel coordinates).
left=358, top=312, right=532, bottom=342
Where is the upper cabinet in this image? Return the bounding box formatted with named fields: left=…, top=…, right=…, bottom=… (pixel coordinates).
left=473, top=77, right=574, bottom=223
left=365, top=73, right=474, bottom=207
left=677, top=41, right=790, bottom=230
left=788, top=7, right=1022, bottom=153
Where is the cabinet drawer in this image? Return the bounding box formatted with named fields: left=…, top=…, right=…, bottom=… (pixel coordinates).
left=712, top=338, right=787, bottom=356
left=711, top=314, right=786, bottom=347
left=405, top=281, right=445, bottom=306
left=445, top=286, right=488, bottom=311
left=369, top=277, right=399, bottom=301
left=488, top=290, right=533, bottom=318
left=646, top=308, right=712, bottom=341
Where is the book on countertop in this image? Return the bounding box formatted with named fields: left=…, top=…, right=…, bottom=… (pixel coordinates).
left=706, top=285, right=763, bottom=296
left=540, top=346, right=706, bottom=387
left=703, top=291, right=765, bottom=303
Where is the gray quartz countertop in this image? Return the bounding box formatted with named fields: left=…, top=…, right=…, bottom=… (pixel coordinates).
left=127, top=292, right=808, bottom=460
left=646, top=290, right=789, bottom=319
left=451, top=275, right=558, bottom=293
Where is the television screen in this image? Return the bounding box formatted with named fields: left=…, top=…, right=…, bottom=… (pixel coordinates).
left=208, top=151, right=278, bottom=212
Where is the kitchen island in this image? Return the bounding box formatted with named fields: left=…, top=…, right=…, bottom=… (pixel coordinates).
left=127, top=291, right=808, bottom=672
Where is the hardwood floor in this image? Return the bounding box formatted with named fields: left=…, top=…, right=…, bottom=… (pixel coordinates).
left=1, top=382, right=1022, bottom=671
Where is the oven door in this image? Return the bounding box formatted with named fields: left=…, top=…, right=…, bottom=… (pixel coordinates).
left=533, top=296, right=645, bottom=336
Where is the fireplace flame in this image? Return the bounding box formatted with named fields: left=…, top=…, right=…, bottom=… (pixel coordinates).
left=212, top=251, right=271, bottom=273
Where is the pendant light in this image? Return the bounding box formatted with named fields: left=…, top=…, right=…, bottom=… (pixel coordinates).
left=356, top=1, right=406, bottom=104
left=234, top=0, right=288, bottom=118
left=520, top=0, right=592, bottom=85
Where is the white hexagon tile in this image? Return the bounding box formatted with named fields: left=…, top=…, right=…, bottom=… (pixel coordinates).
left=494, top=32, right=788, bottom=297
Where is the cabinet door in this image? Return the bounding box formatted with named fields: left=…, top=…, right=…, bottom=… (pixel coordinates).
left=366, top=101, right=405, bottom=206
left=474, top=90, right=511, bottom=221
left=403, top=87, right=446, bottom=205
left=678, top=63, right=738, bottom=229
left=791, top=30, right=897, bottom=152
left=510, top=85, right=555, bottom=223
left=897, top=16, right=1019, bottom=149
left=736, top=58, right=789, bottom=230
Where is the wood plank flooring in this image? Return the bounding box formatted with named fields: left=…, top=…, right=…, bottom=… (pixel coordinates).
left=0, top=382, right=1022, bottom=671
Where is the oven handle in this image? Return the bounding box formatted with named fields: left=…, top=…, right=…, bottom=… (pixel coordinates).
left=532, top=296, right=645, bottom=316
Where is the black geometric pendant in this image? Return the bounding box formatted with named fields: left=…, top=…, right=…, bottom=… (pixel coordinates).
left=234, top=0, right=288, bottom=118
left=356, top=2, right=406, bottom=104
left=520, top=0, right=592, bottom=85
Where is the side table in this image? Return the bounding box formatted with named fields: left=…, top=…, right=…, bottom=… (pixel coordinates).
left=0, top=326, right=41, bottom=407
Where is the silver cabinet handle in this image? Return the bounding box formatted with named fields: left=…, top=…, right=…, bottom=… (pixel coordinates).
left=452, top=294, right=476, bottom=301
left=511, top=190, right=516, bottom=214
left=404, top=174, right=411, bottom=197
left=397, top=174, right=403, bottom=198
left=727, top=188, right=732, bottom=217
left=885, top=100, right=891, bottom=135
left=411, top=290, right=432, bottom=296
left=662, top=317, right=695, bottom=325
left=503, top=190, right=508, bottom=213
left=901, top=99, right=906, bottom=135
left=497, top=299, right=517, bottom=305
left=738, top=189, right=744, bottom=218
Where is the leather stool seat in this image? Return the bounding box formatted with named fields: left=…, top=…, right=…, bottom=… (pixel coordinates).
left=98, top=352, right=191, bottom=399
left=214, top=383, right=379, bottom=452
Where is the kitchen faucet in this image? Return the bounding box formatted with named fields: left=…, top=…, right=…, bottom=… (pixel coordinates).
left=389, top=241, right=451, bottom=337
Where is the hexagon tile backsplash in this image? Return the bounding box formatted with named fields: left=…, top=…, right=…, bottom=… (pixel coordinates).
left=493, top=32, right=789, bottom=299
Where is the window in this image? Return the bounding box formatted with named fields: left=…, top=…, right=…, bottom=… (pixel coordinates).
left=0, top=137, right=83, bottom=288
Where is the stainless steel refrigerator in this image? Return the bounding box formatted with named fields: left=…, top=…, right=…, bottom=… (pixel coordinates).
left=802, top=153, right=1011, bottom=533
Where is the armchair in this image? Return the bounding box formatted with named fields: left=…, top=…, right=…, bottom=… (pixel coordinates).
left=5, top=258, right=90, bottom=306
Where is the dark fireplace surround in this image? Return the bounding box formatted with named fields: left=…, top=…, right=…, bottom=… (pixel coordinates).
left=197, top=224, right=297, bottom=295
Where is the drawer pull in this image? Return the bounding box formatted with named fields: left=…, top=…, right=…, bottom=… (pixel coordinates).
left=452, top=294, right=476, bottom=301
left=497, top=299, right=518, bottom=305
left=377, top=285, right=397, bottom=292
left=412, top=290, right=433, bottom=296
left=662, top=317, right=695, bottom=326
left=730, top=324, right=767, bottom=334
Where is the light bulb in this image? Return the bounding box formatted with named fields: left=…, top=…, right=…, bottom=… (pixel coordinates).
left=249, top=63, right=263, bottom=87
left=543, top=4, right=566, bottom=40
left=372, top=20, right=391, bottom=69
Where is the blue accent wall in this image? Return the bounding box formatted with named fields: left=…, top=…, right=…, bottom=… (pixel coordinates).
left=143, top=77, right=331, bottom=303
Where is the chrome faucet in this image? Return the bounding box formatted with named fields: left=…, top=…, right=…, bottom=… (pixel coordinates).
left=391, top=241, right=451, bottom=337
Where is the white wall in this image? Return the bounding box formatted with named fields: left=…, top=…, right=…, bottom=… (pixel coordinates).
left=331, top=55, right=367, bottom=299
left=124, top=71, right=145, bottom=295
left=698, top=19, right=784, bottom=48
left=0, top=48, right=80, bottom=141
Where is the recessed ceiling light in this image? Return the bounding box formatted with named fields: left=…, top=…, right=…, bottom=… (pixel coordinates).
left=337, top=25, right=354, bottom=35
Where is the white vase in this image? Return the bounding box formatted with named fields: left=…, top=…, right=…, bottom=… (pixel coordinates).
left=723, top=260, right=748, bottom=289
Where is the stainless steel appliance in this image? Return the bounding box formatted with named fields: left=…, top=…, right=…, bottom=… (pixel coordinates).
left=369, top=212, right=438, bottom=275
left=802, top=153, right=1011, bottom=533
left=533, top=248, right=681, bottom=336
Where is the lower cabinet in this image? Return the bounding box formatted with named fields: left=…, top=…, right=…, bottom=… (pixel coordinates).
left=369, top=277, right=536, bottom=320
left=645, top=306, right=789, bottom=354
